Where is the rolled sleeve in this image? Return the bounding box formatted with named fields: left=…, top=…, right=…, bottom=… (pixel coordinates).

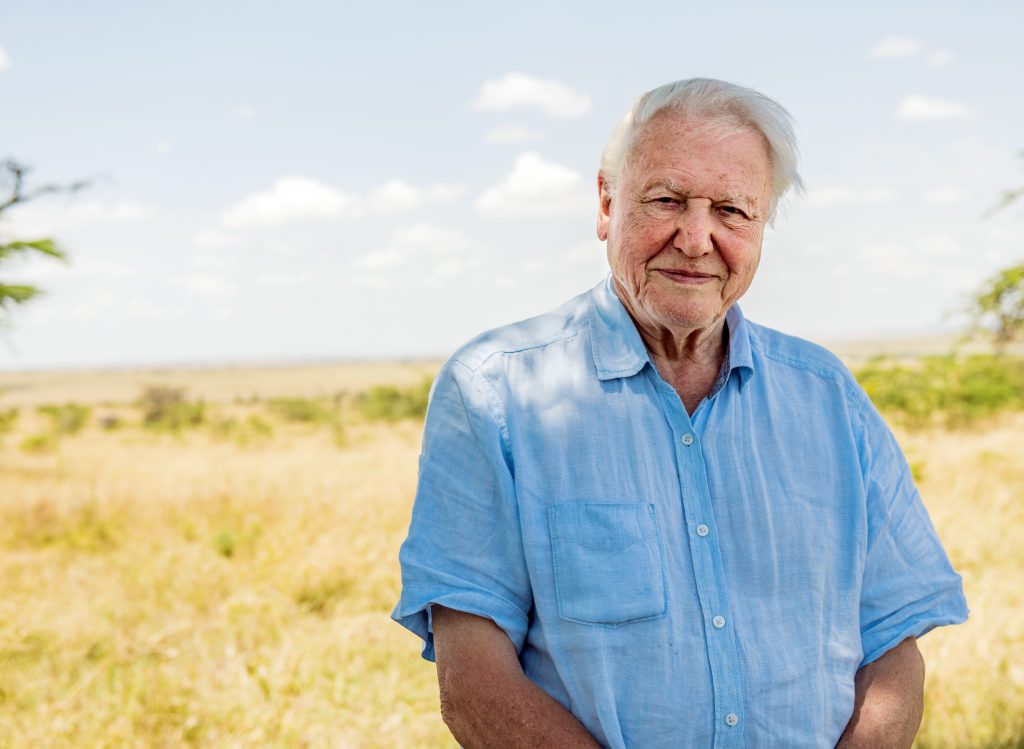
left=855, top=397, right=969, bottom=668
left=392, top=358, right=532, bottom=661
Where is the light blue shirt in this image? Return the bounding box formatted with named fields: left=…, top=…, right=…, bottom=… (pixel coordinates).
left=393, top=276, right=968, bottom=748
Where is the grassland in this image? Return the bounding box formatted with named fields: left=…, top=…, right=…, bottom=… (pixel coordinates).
left=0, top=360, right=1022, bottom=748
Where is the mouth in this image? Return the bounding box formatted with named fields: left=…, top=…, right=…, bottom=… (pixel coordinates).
left=654, top=268, right=719, bottom=286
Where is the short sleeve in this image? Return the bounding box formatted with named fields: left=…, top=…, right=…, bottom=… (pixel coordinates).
left=855, top=396, right=969, bottom=668
left=391, top=358, right=532, bottom=661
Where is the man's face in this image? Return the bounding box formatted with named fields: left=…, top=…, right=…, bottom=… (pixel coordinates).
left=598, top=112, right=773, bottom=337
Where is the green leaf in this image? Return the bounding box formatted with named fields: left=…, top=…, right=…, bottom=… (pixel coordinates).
left=0, top=238, right=67, bottom=261
left=0, top=284, right=41, bottom=306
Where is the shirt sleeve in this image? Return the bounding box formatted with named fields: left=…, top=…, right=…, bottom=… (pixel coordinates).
left=391, top=357, right=532, bottom=661
left=855, top=395, right=969, bottom=668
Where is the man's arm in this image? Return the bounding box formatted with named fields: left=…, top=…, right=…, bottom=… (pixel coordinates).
left=432, top=605, right=602, bottom=749
left=836, top=637, right=925, bottom=749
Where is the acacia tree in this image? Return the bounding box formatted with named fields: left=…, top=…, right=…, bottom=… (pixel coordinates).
left=0, top=159, right=89, bottom=324
left=973, top=263, right=1024, bottom=350
left=973, top=149, right=1024, bottom=351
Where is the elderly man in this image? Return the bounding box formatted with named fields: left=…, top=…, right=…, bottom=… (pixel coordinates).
left=393, top=78, right=967, bottom=748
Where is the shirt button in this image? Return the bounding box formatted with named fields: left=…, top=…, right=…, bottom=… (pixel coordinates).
left=712, top=615, right=726, bottom=629
left=696, top=524, right=709, bottom=537
left=725, top=712, right=740, bottom=727
left=681, top=433, right=694, bottom=446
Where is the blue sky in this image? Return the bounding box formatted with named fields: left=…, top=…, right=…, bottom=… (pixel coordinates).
left=1, top=1, right=1022, bottom=369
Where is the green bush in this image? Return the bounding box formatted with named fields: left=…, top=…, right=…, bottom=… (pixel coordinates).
left=266, top=397, right=333, bottom=424
left=0, top=407, right=17, bottom=434
left=138, top=386, right=206, bottom=431
left=355, top=378, right=432, bottom=422
left=209, top=414, right=275, bottom=446
left=854, top=355, right=1024, bottom=428
left=20, top=431, right=58, bottom=453
left=38, top=403, right=91, bottom=435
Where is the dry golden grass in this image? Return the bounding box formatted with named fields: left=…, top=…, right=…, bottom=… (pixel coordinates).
left=0, top=365, right=1021, bottom=748
left=0, top=361, right=440, bottom=408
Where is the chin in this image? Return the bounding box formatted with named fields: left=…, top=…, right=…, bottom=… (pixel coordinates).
left=651, top=304, right=721, bottom=332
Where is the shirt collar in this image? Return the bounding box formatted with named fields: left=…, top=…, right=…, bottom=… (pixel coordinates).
left=589, top=274, right=755, bottom=391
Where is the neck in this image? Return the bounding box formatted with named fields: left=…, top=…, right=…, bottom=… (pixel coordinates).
left=625, top=307, right=729, bottom=414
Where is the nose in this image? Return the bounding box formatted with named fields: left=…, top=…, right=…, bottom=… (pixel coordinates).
left=672, top=201, right=714, bottom=257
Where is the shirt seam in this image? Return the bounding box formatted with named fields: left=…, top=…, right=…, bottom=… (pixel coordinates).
left=450, top=327, right=585, bottom=375
left=750, top=338, right=868, bottom=410
left=448, top=359, right=513, bottom=460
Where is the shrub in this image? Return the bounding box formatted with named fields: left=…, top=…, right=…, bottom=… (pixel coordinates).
left=20, top=431, right=58, bottom=453
left=38, top=403, right=90, bottom=435
left=0, top=407, right=17, bottom=434
left=138, top=386, right=206, bottom=431
left=356, top=378, right=432, bottom=422
left=266, top=397, right=332, bottom=424
left=854, top=355, right=1024, bottom=428
left=209, top=414, right=275, bottom=446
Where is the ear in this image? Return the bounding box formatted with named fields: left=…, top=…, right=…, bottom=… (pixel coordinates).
left=597, top=172, right=612, bottom=241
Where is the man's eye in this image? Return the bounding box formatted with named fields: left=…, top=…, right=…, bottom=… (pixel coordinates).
left=718, top=205, right=748, bottom=219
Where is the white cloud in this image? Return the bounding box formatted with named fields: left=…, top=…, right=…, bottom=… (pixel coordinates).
left=353, top=224, right=471, bottom=273
left=220, top=177, right=465, bottom=230
left=922, top=187, right=963, bottom=204
left=477, top=152, right=593, bottom=218
left=0, top=46, right=10, bottom=72
left=257, top=271, right=313, bottom=285
left=896, top=95, right=970, bottom=121
left=366, top=179, right=464, bottom=213
left=76, top=258, right=138, bottom=278
left=423, top=259, right=465, bottom=286
left=236, top=105, right=257, bottom=119
left=473, top=73, right=590, bottom=118
left=169, top=273, right=236, bottom=297
left=423, top=183, right=464, bottom=203
left=352, top=274, right=389, bottom=289
left=3, top=199, right=157, bottom=235
left=485, top=125, right=542, bottom=144
left=193, top=228, right=239, bottom=249
left=806, top=187, right=895, bottom=206
left=392, top=223, right=470, bottom=253
left=869, top=35, right=926, bottom=59
left=192, top=253, right=234, bottom=270
left=916, top=234, right=957, bottom=255
left=857, top=243, right=928, bottom=277
left=156, top=139, right=171, bottom=155
left=926, top=50, right=954, bottom=68
left=124, top=296, right=185, bottom=321
left=221, top=176, right=363, bottom=229
left=565, top=239, right=607, bottom=267
left=367, top=179, right=422, bottom=214
left=354, top=248, right=407, bottom=271
left=65, top=200, right=156, bottom=223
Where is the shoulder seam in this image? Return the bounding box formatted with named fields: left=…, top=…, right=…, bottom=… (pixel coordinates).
left=451, top=327, right=584, bottom=373
left=749, top=335, right=867, bottom=409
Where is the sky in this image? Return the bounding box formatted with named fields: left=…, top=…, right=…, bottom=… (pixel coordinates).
left=1, top=1, right=1022, bottom=370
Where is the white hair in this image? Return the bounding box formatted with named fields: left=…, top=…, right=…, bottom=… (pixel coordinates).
left=600, top=78, right=804, bottom=216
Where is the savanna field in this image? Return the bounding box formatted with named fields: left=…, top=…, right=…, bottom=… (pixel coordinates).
left=0, top=355, right=1022, bottom=748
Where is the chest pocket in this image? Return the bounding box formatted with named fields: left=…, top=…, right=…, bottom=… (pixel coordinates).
left=548, top=502, right=667, bottom=627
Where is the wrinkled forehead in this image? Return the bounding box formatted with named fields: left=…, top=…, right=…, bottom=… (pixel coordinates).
left=628, top=110, right=771, bottom=166
left=624, top=112, right=773, bottom=202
